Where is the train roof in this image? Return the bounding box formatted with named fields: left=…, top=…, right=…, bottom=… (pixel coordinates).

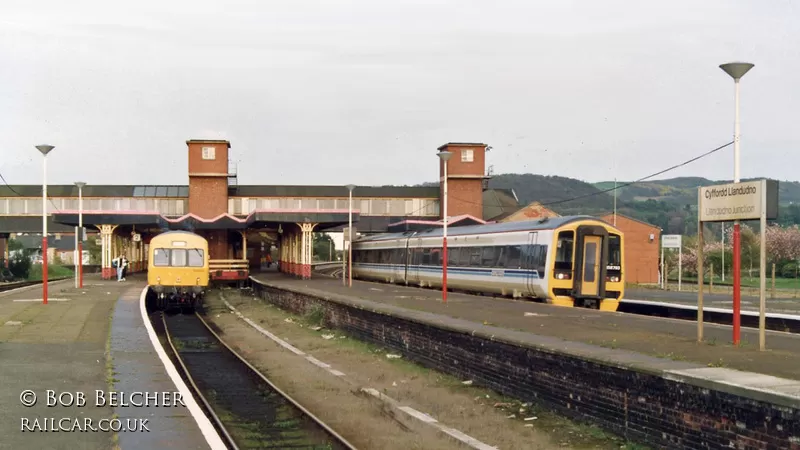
left=354, top=215, right=614, bottom=242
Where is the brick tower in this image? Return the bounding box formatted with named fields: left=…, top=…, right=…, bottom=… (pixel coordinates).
left=437, top=142, right=490, bottom=219
left=187, top=139, right=231, bottom=258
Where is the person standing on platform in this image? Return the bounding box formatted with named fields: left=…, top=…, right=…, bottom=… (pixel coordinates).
left=112, top=254, right=123, bottom=282
left=120, top=255, right=129, bottom=281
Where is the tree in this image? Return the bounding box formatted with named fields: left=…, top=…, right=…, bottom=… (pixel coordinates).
left=312, top=233, right=335, bottom=262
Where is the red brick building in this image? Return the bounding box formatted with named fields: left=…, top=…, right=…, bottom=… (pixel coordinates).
left=600, top=213, right=661, bottom=285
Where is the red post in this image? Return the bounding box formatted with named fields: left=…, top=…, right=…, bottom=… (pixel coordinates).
left=732, top=222, right=741, bottom=344
left=78, top=242, right=83, bottom=288
left=442, top=236, right=448, bottom=303
left=42, top=238, right=48, bottom=305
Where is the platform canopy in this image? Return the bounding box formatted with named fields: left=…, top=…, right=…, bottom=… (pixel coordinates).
left=50, top=209, right=360, bottom=231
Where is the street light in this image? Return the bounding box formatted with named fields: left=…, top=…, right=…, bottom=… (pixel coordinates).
left=346, top=184, right=356, bottom=287
left=719, top=61, right=754, bottom=345
left=75, top=182, right=86, bottom=288
left=36, top=144, right=54, bottom=305
left=437, top=150, right=452, bottom=303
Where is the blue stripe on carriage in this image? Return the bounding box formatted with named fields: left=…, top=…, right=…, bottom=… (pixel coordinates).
left=354, top=263, right=542, bottom=279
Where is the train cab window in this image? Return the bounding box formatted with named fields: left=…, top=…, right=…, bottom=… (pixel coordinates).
left=448, top=247, right=460, bottom=266
left=153, top=249, right=170, bottom=266
left=555, top=231, right=574, bottom=269
left=481, top=246, right=497, bottom=267
left=188, top=249, right=204, bottom=267
left=170, top=249, right=188, bottom=267
left=506, top=246, right=522, bottom=268
left=608, top=235, right=621, bottom=269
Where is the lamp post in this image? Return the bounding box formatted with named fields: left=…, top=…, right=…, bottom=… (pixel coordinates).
left=36, top=145, right=55, bottom=305
left=346, top=184, right=355, bottom=287
left=437, top=150, right=452, bottom=303
left=719, top=61, right=754, bottom=346
left=75, top=182, right=86, bottom=288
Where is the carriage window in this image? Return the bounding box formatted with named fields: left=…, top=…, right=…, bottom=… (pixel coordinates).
left=188, top=249, right=204, bottom=267
left=430, top=248, right=441, bottom=266
left=459, top=247, right=472, bottom=266
left=555, top=231, right=574, bottom=270
left=496, top=247, right=507, bottom=267
left=448, top=247, right=460, bottom=266
left=506, top=246, right=522, bottom=268
left=153, top=249, right=170, bottom=266
left=422, top=248, right=431, bottom=265
left=469, top=247, right=482, bottom=267
left=170, top=249, right=187, bottom=267
left=481, top=247, right=497, bottom=267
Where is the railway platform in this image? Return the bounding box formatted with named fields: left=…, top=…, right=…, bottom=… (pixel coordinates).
left=251, top=271, right=800, bottom=381
left=624, top=285, right=800, bottom=315
left=0, top=274, right=217, bottom=450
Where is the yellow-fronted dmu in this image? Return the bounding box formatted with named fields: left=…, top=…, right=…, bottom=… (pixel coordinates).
left=147, top=231, right=209, bottom=310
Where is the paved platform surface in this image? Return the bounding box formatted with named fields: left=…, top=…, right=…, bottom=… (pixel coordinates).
left=253, top=272, right=800, bottom=382
left=0, top=275, right=210, bottom=450
left=625, top=285, right=800, bottom=315
left=109, top=282, right=211, bottom=450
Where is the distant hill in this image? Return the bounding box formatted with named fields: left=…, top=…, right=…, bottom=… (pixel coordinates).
left=413, top=174, right=800, bottom=234
left=593, top=177, right=800, bottom=207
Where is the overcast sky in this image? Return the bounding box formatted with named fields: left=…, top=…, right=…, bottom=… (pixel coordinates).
left=1, top=0, right=797, bottom=188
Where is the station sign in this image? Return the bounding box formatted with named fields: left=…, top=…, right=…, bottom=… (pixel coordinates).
left=698, top=179, right=779, bottom=223
left=342, top=226, right=357, bottom=242
left=132, top=233, right=141, bottom=242
left=662, top=235, right=682, bottom=249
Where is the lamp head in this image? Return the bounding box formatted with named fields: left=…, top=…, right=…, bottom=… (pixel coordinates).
left=438, top=151, right=453, bottom=162
left=74, top=181, right=86, bottom=189
left=345, top=184, right=356, bottom=192
left=35, top=145, right=55, bottom=156
left=719, top=62, right=754, bottom=80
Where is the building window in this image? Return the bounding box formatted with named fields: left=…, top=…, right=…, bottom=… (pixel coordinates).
left=202, top=147, right=216, bottom=160
left=461, top=149, right=474, bottom=162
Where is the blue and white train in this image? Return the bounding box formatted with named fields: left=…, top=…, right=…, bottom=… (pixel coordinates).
left=351, top=216, right=624, bottom=311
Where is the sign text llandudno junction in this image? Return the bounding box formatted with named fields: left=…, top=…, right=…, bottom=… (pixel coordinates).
left=698, top=179, right=779, bottom=222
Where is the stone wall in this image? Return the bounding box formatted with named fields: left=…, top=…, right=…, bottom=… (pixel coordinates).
left=249, top=281, right=800, bottom=450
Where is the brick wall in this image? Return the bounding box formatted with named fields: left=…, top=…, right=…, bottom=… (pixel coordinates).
left=250, top=282, right=800, bottom=450
left=602, top=214, right=660, bottom=284
left=442, top=178, right=483, bottom=219
left=201, top=230, right=228, bottom=260
left=438, top=143, right=486, bottom=219
left=188, top=178, right=228, bottom=218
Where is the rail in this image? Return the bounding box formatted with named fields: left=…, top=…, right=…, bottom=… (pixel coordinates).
left=157, top=310, right=357, bottom=449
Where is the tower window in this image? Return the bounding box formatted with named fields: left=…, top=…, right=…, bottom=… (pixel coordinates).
left=202, top=147, right=216, bottom=160
left=461, top=149, right=474, bottom=162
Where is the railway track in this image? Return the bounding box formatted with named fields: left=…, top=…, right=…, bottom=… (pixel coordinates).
left=0, top=277, right=70, bottom=293
left=154, top=309, right=357, bottom=450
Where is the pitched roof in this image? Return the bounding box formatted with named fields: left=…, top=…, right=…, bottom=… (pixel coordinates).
left=482, top=189, right=521, bottom=220
left=499, top=201, right=560, bottom=222
left=597, top=212, right=660, bottom=230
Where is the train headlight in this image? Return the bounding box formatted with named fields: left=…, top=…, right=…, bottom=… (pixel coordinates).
left=606, top=275, right=620, bottom=282
left=156, top=276, right=161, bottom=284
left=555, top=272, right=572, bottom=280
left=196, top=277, right=200, bottom=285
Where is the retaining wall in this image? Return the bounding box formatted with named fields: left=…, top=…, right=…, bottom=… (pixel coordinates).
left=249, top=280, right=800, bottom=450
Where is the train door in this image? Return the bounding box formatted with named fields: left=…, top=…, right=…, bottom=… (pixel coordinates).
left=525, top=232, right=538, bottom=295
left=407, top=238, right=421, bottom=284
left=579, top=235, right=602, bottom=297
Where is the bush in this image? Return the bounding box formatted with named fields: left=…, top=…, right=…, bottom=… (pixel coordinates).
left=782, top=262, right=799, bottom=279
left=9, top=251, right=32, bottom=279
